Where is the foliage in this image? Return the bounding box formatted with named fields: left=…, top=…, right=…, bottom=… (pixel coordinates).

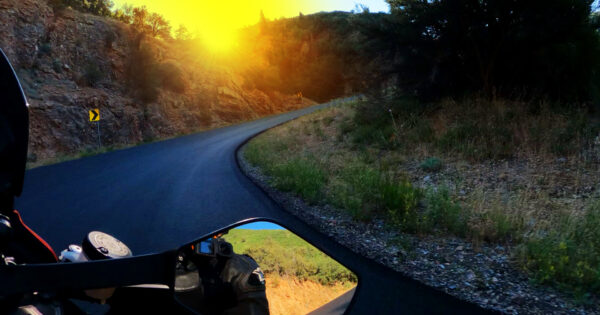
left=419, top=157, right=442, bottom=172
left=146, top=13, right=172, bottom=39
left=351, top=94, right=600, bottom=161
left=519, top=201, right=600, bottom=297
left=329, top=162, right=421, bottom=223
left=113, top=4, right=172, bottom=40
left=52, top=59, right=62, bottom=73
left=83, top=60, right=104, bottom=87
left=126, top=44, right=160, bottom=103
left=238, top=12, right=398, bottom=102
left=175, top=24, right=191, bottom=41
left=104, top=31, right=117, bottom=49
left=38, top=43, right=52, bottom=55
left=49, top=0, right=113, bottom=17
left=385, top=0, right=600, bottom=102
left=224, top=229, right=357, bottom=285
left=158, top=62, right=186, bottom=93
left=420, top=187, right=468, bottom=236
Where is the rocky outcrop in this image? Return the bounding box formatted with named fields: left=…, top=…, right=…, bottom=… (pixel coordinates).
left=0, top=0, right=314, bottom=161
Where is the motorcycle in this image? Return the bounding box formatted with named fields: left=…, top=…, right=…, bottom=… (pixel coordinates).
left=0, top=48, right=358, bottom=314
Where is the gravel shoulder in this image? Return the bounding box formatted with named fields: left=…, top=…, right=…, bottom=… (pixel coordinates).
left=237, top=145, right=598, bottom=315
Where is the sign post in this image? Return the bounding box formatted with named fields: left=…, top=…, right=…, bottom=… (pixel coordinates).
left=89, top=109, right=101, bottom=148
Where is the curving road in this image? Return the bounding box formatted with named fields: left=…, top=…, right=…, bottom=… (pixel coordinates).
left=15, top=100, right=489, bottom=314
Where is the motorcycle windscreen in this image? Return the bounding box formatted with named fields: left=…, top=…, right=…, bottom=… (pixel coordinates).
left=174, top=221, right=358, bottom=315
left=0, top=48, right=29, bottom=203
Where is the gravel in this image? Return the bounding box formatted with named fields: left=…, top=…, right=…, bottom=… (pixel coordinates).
left=237, top=146, right=599, bottom=315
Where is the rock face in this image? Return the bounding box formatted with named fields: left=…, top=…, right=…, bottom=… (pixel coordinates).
left=0, top=0, right=314, bottom=161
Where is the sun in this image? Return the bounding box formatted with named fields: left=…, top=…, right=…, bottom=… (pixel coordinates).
left=200, top=28, right=238, bottom=53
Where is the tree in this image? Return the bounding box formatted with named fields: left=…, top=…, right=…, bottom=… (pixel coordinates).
left=147, top=13, right=172, bottom=39
left=113, top=4, right=133, bottom=24
left=131, top=6, right=149, bottom=32
left=259, top=10, right=268, bottom=34
left=49, top=0, right=113, bottom=16
left=386, top=0, right=600, bottom=102
left=175, top=24, right=191, bottom=40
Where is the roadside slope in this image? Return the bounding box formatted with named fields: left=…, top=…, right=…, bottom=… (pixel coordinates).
left=238, top=100, right=600, bottom=314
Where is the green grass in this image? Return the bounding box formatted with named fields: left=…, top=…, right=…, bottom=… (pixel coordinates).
left=244, top=99, right=600, bottom=298
left=223, top=229, right=357, bottom=286
left=328, top=162, right=421, bottom=225
left=518, top=201, right=600, bottom=299
left=272, top=158, right=326, bottom=204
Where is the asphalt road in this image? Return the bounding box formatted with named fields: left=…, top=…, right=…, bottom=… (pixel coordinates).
left=15, top=100, right=490, bottom=314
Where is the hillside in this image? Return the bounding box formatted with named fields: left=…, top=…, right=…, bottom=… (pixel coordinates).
left=223, top=229, right=357, bottom=315
left=0, top=0, right=315, bottom=163
left=242, top=98, right=600, bottom=314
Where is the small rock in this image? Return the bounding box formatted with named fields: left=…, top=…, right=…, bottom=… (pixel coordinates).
left=466, top=270, right=476, bottom=281
left=455, top=245, right=464, bottom=251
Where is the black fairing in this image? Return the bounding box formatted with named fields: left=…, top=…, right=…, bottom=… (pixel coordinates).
left=0, top=48, right=29, bottom=213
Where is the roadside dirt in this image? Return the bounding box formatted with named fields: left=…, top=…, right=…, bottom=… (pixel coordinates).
left=265, top=275, right=355, bottom=315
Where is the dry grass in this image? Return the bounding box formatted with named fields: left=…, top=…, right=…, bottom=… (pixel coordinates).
left=245, top=98, right=600, bottom=296
left=265, top=275, right=355, bottom=315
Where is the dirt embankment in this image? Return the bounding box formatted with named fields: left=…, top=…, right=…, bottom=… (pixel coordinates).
left=266, top=275, right=354, bottom=315
left=0, top=0, right=314, bottom=163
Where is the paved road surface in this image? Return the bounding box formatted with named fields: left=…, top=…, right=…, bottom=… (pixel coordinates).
left=16, top=100, right=489, bottom=314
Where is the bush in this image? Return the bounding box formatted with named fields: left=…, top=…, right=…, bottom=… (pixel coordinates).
left=38, top=43, right=52, bottom=55
left=159, top=62, right=186, bottom=93
left=83, top=61, right=104, bottom=87
left=104, top=31, right=117, bottom=49
left=520, top=201, right=600, bottom=297
left=383, top=179, right=421, bottom=230
left=420, top=187, right=469, bottom=236
left=420, top=157, right=442, bottom=172
left=127, top=44, right=160, bottom=103
left=52, top=59, right=62, bottom=73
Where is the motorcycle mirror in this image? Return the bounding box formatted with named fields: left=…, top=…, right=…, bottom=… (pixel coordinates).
left=0, top=48, right=29, bottom=213
left=173, top=221, right=358, bottom=315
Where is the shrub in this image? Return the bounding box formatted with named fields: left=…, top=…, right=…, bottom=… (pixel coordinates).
left=421, top=187, right=468, bottom=236
left=83, top=61, right=104, bottom=87
left=127, top=44, right=160, bottom=103
left=39, top=43, right=52, bottom=55
left=383, top=179, right=422, bottom=230
left=52, top=59, right=62, bottom=73
left=520, top=201, right=600, bottom=297
left=420, top=157, right=442, bottom=172
left=104, top=31, right=117, bottom=49
left=159, top=62, right=186, bottom=93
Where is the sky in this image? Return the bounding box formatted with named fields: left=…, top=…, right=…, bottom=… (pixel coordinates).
left=234, top=221, right=285, bottom=230
left=111, top=0, right=390, bottom=51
